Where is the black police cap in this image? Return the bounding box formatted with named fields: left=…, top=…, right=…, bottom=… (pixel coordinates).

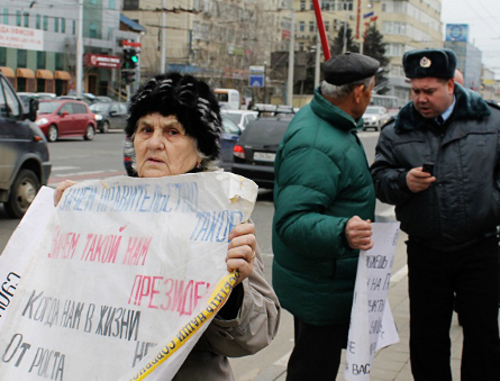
left=403, top=48, right=457, bottom=79
left=323, top=52, right=381, bottom=86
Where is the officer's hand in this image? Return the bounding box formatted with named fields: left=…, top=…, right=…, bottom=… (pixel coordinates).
left=345, top=216, right=373, bottom=251
left=406, top=167, right=436, bottom=193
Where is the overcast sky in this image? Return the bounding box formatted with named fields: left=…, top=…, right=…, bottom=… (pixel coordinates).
left=441, top=0, right=500, bottom=79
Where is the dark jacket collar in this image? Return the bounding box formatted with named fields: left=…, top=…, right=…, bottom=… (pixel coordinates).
left=310, top=87, right=364, bottom=132
left=394, top=83, right=491, bottom=131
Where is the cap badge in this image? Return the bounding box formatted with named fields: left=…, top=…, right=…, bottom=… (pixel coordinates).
left=420, top=57, right=431, bottom=68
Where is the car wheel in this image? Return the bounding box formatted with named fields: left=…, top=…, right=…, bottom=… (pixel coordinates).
left=100, top=120, right=109, bottom=133
left=4, top=169, right=40, bottom=219
left=47, top=124, right=58, bottom=142
left=84, top=125, right=95, bottom=141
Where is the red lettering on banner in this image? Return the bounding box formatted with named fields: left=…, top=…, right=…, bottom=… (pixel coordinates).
left=128, top=275, right=210, bottom=316
left=48, top=226, right=81, bottom=260
left=122, top=237, right=153, bottom=266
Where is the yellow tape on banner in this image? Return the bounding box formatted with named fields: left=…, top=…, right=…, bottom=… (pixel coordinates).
left=130, top=271, right=239, bottom=381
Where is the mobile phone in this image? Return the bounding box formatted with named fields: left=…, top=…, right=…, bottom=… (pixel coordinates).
left=422, top=163, right=434, bottom=175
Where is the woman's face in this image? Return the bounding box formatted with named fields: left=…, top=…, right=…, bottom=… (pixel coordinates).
left=134, top=113, right=200, bottom=178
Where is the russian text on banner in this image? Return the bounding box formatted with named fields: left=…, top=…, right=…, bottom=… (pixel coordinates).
left=0, top=172, right=257, bottom=380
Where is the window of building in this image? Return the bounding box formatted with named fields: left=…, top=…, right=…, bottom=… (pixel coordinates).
left=2, top=9, right=8, bottom=24
left=55, top=53, right=64, bottom=70
left=36, top=14, right=41, bottom=29
left=89, top=23, right=97, bottom=38
left=299, top=21, right=305, bottom=32
left=23, top=12, right=29, bottom=27
left=300, top=0, right=305, bottom=11
left=0, top=47, right=6, bottom=66
left=72, top=20, right=75, bottom=35
left=16, top=10, right=21, bottom=26
left=54, top=17, right=59, bottom=32
left=299, top=42, right=305, bottom=51
left=17, top=49, right=28, bottom=68
left=324, top=21, right=329, bottom=32
left=90, top=0, right=98, bottom=4
left=61, top=18, right=65, bottom=33
left=123, top=0, right=139, bottom=10
left=309, top=21, right=315, bottom=32
left=310, top=1, right=314, bottom=10
left=43, top=15, right=48, bottom=31
left=109, top=0, right=116, bottom=9
left=37, top=51, right=46, bottom=69
left=342, top=0, right=353, bottom=11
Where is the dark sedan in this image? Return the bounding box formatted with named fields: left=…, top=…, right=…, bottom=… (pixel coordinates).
left=231, top=116, right=291, bottom=189
left=90, top=101, right=128, bottom=133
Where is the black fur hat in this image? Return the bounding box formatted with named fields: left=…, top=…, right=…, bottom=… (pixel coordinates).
left=126, top=72, right=222, bottom=160
left=403, top=48, right=457, bottom=79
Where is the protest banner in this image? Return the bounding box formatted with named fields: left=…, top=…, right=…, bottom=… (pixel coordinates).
left=0, top=187, right=55, bottom=332
left=0, top=172, right=257, bottom=380
left=345, top=222, right=401, bottom=380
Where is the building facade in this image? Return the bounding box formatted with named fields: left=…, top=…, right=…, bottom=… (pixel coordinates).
left=0, top=0, right=140, bottom=97
left=293, top=0, right=443, bottom=104
left=122, top=0, right=288, bottom=100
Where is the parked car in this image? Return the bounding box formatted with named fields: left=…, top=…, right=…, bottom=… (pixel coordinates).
left=35, top=99, right=97, bottom=142
left=221, top=109, right=258, bottom=131
left=231, top=116, right=291, bottom=189
left=90, top=101, right=128, bottom=133
left=219, top=115, right=242, bottom=171
left=0, top=72, right=51, bottom=218
left=362, top=106, right=388, bottom=131
left=122, top=115, right=242, bottom=176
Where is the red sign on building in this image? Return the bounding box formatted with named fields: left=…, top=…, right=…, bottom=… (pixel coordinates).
left=83, top=54, right=120, bottom=69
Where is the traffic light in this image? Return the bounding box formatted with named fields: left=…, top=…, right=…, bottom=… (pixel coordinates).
left=121, top=69, right=136, bottom=84
left=122, top=48, right=139, bottom=70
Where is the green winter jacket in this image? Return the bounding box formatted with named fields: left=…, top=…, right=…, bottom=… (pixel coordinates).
left=272, top=88, right=375, bottom=326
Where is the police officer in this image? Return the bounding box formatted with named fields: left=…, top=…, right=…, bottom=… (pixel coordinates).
left=371, top=48, right=500, bottom=380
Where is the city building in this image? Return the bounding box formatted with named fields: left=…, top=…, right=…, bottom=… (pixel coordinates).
left=122, top=0, right=287, bottom=102
left=0, top=0, right=142, bottom=97
left=292, top=0, right=443, bottom=104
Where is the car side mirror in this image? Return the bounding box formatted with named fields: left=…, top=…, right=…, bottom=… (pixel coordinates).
left=61, top=110, right=69, bottom=117
left=109, top=110, right=117, bottom=116
left=27, top=98, right=39, bottom=122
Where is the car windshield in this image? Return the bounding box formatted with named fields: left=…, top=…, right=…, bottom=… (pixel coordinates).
left=364, top=107, right=381, bottom=115
left=242, top=119, right=291, bottom=146
left=90, top=103, right=109, bottom=113
left=38, top=101, right=62, bottom=114
left=224, top=113, right=242, bottom=124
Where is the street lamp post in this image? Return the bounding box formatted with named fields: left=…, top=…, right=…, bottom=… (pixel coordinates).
left=264, top=61, right=267, bottom=104
left=76, top=0, right=83, bottom=97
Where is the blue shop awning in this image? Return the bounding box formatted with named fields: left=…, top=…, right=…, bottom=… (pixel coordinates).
left=120, top=14, right=146, bottom=33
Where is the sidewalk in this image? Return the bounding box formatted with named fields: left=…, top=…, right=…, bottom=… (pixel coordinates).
left=231, top=229, right=482, bottom=381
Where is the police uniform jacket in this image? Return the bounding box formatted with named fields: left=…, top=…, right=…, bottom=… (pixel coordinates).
left=272, top=87, right=376, bottom=326
left=371, top=84, right=500, bottom=249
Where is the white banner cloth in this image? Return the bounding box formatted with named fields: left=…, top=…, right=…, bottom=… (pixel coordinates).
left=344, top=222, right=401, bottom=380
left=0, top=172, right=257, bottom=380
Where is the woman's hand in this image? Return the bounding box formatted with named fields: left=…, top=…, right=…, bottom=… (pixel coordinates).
left=226, top=222, right=257, bottom=286
left=53, top=180, right=77, bottom=206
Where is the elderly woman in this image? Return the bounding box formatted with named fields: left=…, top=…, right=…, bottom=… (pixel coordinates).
left=55, top=72, right=280, bottom=380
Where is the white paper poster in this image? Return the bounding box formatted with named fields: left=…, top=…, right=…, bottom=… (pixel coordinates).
left=0, top=172, right=257, bottom=380
left=344, top=222, right=401, bottom=380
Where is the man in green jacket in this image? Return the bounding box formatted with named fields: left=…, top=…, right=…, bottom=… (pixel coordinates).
left=272, top=53, right=381, bottom=380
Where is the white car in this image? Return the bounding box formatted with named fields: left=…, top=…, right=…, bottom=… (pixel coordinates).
left=362, top=106, right=388, bottom=131
left=220, top=109, right=259, bottom=131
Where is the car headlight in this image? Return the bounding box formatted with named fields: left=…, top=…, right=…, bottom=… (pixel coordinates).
left=94, top=114, right=103, bottom=121
left=35, top=118, right=49, bottom=126
left=371, top=116, right=377, bottom=121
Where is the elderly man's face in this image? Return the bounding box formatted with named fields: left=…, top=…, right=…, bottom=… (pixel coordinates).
left=411, top=77, right=455, bottom=119
left=134, top=113, right=200, bottom=177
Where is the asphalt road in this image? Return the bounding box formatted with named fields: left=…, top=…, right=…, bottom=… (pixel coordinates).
left=0, top=128, right=397, bottom=380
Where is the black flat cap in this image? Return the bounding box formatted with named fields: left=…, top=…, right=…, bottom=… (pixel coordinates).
left=323, top=52, right=381, bottom=86
left=403, top=48, right=456, bottom=79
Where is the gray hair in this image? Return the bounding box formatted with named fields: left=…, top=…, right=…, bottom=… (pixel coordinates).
left=321, top=76, right=375, bottom=101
